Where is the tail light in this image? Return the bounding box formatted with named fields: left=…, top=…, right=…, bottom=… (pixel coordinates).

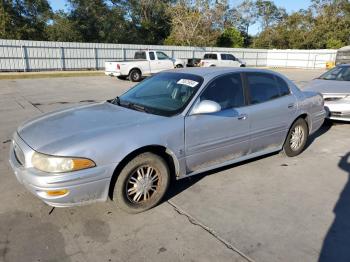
left=116, top=64, right=120, bottom=70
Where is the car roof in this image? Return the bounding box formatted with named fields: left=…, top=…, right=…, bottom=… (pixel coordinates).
left=164, top=67, right=281, bottom=80
left=337, top=63, right=350, bottom=67
left=338, top=46, right=350, bottom=51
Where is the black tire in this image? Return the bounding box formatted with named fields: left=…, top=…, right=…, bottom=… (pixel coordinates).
left=283, top=118, right=309, bottom=157
left=113, top=152, right=170, bottom=213
left=175, top=64, right=183, bottom=68
left=129, top=69, right=142, bottom=82
left=240, top=64, right=246, bottom=67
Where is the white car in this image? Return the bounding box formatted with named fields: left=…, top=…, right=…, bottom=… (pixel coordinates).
left=105, top=50, right=186, bottom=82
left=304, top=64, right=350, bottom=121
left=200, top=53, right=246, bottom=68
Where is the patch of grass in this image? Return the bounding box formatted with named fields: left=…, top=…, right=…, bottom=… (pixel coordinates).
left=0, top=71, right=104, bottom=80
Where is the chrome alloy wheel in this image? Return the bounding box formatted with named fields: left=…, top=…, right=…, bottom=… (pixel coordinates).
left=290, top=125, right=305, bottom=151
left=126, top=165, right=160, bottom=203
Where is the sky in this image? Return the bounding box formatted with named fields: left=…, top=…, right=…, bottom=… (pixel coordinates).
left=48, top=0, right=312, bottom=35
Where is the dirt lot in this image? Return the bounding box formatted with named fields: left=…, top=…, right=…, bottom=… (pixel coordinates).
left=0, top=68, right=349, bottom=262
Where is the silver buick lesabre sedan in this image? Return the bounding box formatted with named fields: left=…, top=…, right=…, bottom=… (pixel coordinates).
left=9, top=68, right=326, bottom=213
left=305, top=64, right=350, bottom=121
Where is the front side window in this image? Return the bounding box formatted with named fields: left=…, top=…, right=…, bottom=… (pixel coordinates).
left=246, top=73, right=280, bottom=104
left=199, top=73, right=245, bottom=110
left=318, top=66, right=350, bottom=81
left=227, top=54, right=236, bottom=61
left=156, top=51, right=169, bottom=60
left=118, top=73, right=203, bottom=116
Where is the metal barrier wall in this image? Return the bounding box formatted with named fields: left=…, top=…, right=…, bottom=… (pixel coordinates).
left=0, top=39, right=337, bottom=72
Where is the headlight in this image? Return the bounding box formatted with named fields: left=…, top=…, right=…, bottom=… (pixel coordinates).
left=32, top=152, right=96, bottom=173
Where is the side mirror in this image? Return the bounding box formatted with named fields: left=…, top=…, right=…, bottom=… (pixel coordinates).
left=191, top=100, right=221, bottom=115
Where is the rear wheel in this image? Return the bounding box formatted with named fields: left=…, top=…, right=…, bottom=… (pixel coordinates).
left=113, top=153, right=170, bottom=213
left=175, top=64, right=183, bottom=68
left=129, top=69, right=142, bottom=82
left=283, top=118, right=308, bottom=157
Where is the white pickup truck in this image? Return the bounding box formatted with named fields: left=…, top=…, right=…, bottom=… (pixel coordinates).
left=200, top=52, right=246, bottom=68
left=105, top=50, right=186, bottom=82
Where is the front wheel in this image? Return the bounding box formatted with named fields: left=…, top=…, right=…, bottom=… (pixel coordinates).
left=283, top=118, right=308, bottom=157
left=113, top=153, right=170, bottom=213
left=175, top=64, right=183, bottom=68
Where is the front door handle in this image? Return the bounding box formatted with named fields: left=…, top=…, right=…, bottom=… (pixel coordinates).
left=237, top=114, right=248, bottom=120
left=288, top=103, right=295, bottom=109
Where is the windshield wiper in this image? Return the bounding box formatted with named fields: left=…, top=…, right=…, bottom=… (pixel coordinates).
left=110, top=97, right=150, bottom=113
left=114, top=96, right=121, bottom=105
left=127, top=103, right=150, bottom=113
left=108, top=96, right=121, bottom=105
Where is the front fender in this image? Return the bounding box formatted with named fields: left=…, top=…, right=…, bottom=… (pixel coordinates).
left=96, top=115, right=185, bottom=175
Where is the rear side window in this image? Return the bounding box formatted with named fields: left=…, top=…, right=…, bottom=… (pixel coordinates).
left=204, top=54, right=218, bottom=60
left=200, top=73, right=245, bottom=110
left=246, top=73, right=280, bottom=104
left=149, top=52, right=155, bottom=60
left=275, top=76, right=290, bottom=96
left=135, top=52, right=146, bottom=59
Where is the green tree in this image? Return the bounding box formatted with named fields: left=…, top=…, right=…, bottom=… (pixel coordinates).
left=46, top=11, right=83, bottom=42
left=111, top=0, right=172, bottom=45
left=217, top=27, right=244, bottom=47
left=326, top=38, right=345, bottom=49
left=253, top=0, right=350, bottom=49
left=65, top=0, right=132, bottom=43
left=0, top=0, right=52, bottom=40
left=255, top=0, right=286, bottom=30
left=165, top=0, right=229, bottom=46
left=68, top=0, right=112, bottom=42
left=231, top=0, right=258, bottom=35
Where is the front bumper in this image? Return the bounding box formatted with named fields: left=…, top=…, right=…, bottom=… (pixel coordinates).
left=9, top=133, right=116, bottom=207
left=325, top=100, right=350, bottom=122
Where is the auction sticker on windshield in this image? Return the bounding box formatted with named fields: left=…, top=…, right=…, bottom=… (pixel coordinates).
left=177, top=79, right=199, bottom=87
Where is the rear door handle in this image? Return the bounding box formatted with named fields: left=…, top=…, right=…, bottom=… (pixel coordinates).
left=237, top=114, right=248, bottom=120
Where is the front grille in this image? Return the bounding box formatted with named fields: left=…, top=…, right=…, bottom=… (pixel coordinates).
left=13, top=142, right=25, bottom=166
left=324, top=97, right=342, bottom=102
left=330, top=112, right=343, bottom=117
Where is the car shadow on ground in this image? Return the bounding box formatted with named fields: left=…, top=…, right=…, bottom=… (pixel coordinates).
left=164, top=151, right=279, bottom=202
left=165, top=121, right=334, bottom=202
left=305, top=120, right=333, bottom=150
left=319, top=152, right=350, bottom=262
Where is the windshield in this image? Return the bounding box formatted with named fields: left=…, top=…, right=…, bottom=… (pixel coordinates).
left=318, top=66, right=350, bottom=81
left=117, top=72, right=203, bottom=116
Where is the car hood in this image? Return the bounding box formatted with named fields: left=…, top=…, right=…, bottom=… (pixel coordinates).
left=304, top=79, right=350, bottom=94
left=18, top=102, right=161, bottom=153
